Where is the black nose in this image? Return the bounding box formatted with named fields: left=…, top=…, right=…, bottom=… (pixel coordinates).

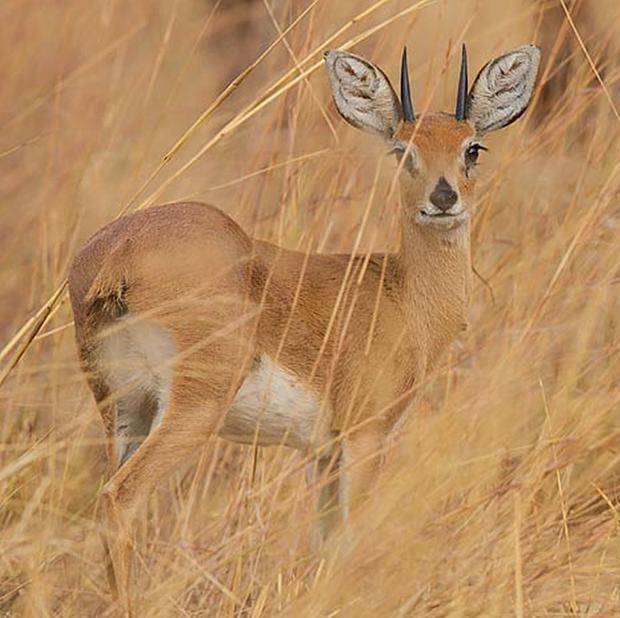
left=429, top=177, right=458, bottom=212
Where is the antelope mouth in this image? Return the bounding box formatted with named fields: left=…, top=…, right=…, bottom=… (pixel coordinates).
left=420, top=210, right=458, bottom=218
left=417, top=207, right=468, bottom=228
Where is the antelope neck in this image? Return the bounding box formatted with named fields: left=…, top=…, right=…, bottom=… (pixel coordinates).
left=396, top=217, right=472, bottom=359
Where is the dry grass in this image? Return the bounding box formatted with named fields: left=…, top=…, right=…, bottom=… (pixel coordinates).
left=1, top=0, right=619, bottom=615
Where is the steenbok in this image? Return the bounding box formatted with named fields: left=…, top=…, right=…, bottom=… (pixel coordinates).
left=69, top=43, right=540, bottom=607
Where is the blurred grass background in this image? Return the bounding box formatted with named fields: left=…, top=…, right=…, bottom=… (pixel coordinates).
left=0, top=0, right=619, bottom=615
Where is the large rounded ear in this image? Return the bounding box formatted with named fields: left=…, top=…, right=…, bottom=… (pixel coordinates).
left=466, top=45, right=540, bottom=135
left=324, top=50, right=402, bottom=139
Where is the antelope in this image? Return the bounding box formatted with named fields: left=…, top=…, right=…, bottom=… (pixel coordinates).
left=68, top=43, right=540, bottom=606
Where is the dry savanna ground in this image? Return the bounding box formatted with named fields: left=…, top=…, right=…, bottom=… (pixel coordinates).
left=1, top=0, right=619, bottom=615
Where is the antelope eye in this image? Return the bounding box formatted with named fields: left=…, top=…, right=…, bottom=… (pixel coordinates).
left=389, top=144, right=417, bottom=173
left=465, top=143, right=487, bottom=165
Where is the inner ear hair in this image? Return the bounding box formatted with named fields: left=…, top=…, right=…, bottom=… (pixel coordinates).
left=466, top=45, right=540, bottom=135
left=324, top=50, right=402, bottom=139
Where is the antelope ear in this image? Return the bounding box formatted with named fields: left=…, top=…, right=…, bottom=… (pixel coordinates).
left=324, top=50, right=402, bottom=139
left=466, top=45, right=540, bottom=135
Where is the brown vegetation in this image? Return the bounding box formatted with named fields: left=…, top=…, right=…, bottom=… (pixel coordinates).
left=0, top=0, right=619, bottom=615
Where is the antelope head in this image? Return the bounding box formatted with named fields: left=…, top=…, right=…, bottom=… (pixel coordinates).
left=324, top=44, right=540, bottom=232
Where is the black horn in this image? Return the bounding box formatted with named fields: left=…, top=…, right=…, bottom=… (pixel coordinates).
left=455, top=43, right=468, bottom=121
left=400, top=47, right=415, bottom=123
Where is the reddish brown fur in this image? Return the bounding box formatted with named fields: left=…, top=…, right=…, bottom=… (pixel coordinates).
left=68, top=113, right=479, bottom=609
left=70, top=115, right=477, bottom=431
left=395, top=114, right=476, bottom=216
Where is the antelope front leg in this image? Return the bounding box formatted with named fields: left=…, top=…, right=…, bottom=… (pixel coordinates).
left=306, top=447, right=342, bottom=543
left=339, top=425, right=384, bottom=532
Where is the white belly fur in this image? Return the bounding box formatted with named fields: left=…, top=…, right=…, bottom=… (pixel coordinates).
left=221, top=355, right=325, bottom=450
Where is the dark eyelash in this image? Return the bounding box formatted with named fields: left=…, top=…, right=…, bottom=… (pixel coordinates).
left=464, top=144, right=487, bottom=178
left=468, top=143, right=488, bottom=155
left=465, top=143, right=487, bottom=163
